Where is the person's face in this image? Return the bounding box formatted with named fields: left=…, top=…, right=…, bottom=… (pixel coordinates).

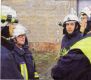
left=9, top=23, right=15, bottom=37
left=80, top=13, right=87, bottom=33
left=15, top=34, right=26, bottom=46
left=80, top=14, right=88, bottom=23
left=66, top=21, right=75, bottom=34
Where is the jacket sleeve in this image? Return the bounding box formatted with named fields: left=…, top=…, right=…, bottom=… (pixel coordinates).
left=1, top=49, right=23, bottom=79
left=24, top=49, right=39, bottom=79
left=51, top=49, right=89, bottom=80
left=30, top=54, right=39, bottom=79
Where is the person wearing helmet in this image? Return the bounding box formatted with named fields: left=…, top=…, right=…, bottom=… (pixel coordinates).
left=11, top=24, right=39, bottom=80
left=1, top=5, right=23, bottom=79
left=51, top=13, right=91, bottom=80
left=80, top=6, right=91, bottom=36
left=59, top=14, right=82, bottom=55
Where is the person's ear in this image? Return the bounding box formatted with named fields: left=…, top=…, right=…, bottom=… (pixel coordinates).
left=13, top=38, right=17, bottom=43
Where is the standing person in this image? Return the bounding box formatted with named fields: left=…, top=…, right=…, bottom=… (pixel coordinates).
left=12, top=24, right=39, bottom=80
left=1, top=5, right=23, bottom=79
left=51, top=15, right=91, bottom=80
left=59, top=13, right=82, bottom=55
left=80, top=6, right=91, bottom=36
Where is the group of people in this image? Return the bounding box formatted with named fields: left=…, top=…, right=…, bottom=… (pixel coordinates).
left=1, top=5, right=39, bottom=80
left=1, top=4, right=91, bottom=80
left=51, top=6, right=91, bottom=80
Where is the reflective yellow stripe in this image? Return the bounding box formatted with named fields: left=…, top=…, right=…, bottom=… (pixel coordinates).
left=0, top=16, right=7, bottom=20
left=71, top=37, right=91, bottom=63
left=20, top=63, right=28, bottom=80
left=11, top=18, right=16, bottom=23
left=0, top=16, right=16, bottom=23
left=34, top=72, right=39, bottom=78
left=60, top=48, right=68, bottom=56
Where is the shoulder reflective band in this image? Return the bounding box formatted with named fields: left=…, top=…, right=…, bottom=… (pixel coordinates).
left=20, top=63, right=28, bottom=80
left=71, top=36, right=91, bottom=63
left=34, top=72, right=39, bottom=78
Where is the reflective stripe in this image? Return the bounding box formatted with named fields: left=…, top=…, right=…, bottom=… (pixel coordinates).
left=34, top=72, right=39, bottom=78
left=20, top=63, right=28, bottom=80
left=11, top=18, right=15, bottom=23
left=0, top=16, right=16, bottom=23
left=0, top=16, right=7, bottom=20
left=71, top=37, right=91, bottom=63
left=60, top=48, right=68, bottom=56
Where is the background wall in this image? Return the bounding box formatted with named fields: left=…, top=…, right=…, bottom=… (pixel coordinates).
left=2, top=0, right=77, bottom=80
left=2, top=0, right=77, bottom=52
left=2, top=0, right=77, bottom=42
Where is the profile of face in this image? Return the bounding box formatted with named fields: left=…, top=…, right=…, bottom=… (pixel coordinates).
left=15, top=34, right=26, bottom=46
left=9, top=23, right=15, bottom=37
left=66, top=21, right=75, bottom=34
left=80, top=13, right=88, bottom=33
left=80, top=14, right=88, bottom=23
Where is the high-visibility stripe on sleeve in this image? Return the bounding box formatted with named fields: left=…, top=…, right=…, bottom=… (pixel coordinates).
left=20, top=63, right=28, bottom=80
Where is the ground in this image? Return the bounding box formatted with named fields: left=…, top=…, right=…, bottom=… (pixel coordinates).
left=32, top=50, right=60, bottom=80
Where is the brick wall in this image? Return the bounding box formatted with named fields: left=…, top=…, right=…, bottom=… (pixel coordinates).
left=29, top=42, right=60, bottom=53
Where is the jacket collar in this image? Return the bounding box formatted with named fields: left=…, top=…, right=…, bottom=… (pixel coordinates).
left=1, top=37, right=14, bottom=51
left=13, top=45, right=25, bottom=56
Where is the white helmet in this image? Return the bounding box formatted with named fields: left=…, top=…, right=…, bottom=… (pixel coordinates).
left=81, top=6, right=91, bottom=18
left=12, top=24, right=27, bottom=38
left=1, top=5, right=18, bottom=27
left=63, top=14, right=79, bottom=23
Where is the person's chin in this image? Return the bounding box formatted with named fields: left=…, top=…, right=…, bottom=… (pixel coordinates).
left=20, top=42, right=25, bottom=45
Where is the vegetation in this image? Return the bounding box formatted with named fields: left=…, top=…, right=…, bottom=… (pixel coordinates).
left=32, top=50, right=60, bottom=80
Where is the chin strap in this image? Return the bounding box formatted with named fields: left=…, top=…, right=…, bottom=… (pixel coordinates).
left=1, top=36, right=11, bottom=40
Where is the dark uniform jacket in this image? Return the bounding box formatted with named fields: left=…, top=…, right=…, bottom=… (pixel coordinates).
left=51, top=33, right=91, bottom=80
left=1, top=38, right=23, bottom=79
left=12, top=45, right=36, bottom=79
left=1, top=37, right=37, bottom=80
left=61, top=31, right=82, bottom=50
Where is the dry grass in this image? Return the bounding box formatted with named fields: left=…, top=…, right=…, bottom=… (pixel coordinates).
left=31, top=50, right=60, bottom=80
left=28, top=42, right=60, bottom=80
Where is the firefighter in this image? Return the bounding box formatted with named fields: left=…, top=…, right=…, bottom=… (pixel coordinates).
left=51, top=14, right=91, bottom=80
left=80, top=6, right=91, bottom=36
left=12, top=24, right=39, bottom=80
left=1, top=5, right=23, bottom=79
left=59, top=13, right=82, bottom=55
